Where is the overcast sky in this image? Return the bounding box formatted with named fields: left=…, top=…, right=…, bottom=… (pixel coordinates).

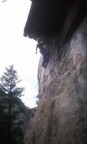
left=0, top=0, right=40, bottom=108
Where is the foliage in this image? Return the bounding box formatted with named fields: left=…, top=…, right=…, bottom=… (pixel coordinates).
left=0, top=65, right=26, bottom=144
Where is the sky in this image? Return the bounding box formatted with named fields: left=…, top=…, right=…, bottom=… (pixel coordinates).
left=0, top=0, right=40, bottom=108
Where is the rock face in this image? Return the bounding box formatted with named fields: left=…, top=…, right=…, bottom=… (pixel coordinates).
left=24, top=1, right=87, bottom=144
left=24, top=0, right=87, bottom=40
left=24, top=17, right=87, bottom=144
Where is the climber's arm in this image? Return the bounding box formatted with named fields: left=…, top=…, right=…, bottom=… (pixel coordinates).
left=36, top=44, right=39, bottom=54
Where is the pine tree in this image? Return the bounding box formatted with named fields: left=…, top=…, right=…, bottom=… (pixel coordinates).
left=0, top=89, right=9, bottom=144
left=0, top=65, right=24, bottom=144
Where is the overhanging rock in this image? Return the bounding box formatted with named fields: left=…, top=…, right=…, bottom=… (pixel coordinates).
left=24, top=0, right=81, bottom=41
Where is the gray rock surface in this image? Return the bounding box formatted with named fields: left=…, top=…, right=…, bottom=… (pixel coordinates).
left=24, top=17, right=87, bottom=144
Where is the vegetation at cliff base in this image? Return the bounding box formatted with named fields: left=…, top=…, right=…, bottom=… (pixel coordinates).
left=0, top=65, right=29, bottom=144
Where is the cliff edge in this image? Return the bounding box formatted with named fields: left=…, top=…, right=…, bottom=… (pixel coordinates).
left=24, top=1, right=87, bottom=143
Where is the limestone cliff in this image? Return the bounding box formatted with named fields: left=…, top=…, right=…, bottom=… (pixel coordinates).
left=24, top=1, right=87, bottom=144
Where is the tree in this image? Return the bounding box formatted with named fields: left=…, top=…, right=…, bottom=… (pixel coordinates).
left=0, top=89, right=9, bottom=144
left=0, top=65, right=24, bottom=144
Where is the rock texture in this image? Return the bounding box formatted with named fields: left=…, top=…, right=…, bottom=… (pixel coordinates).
left=24, top=0, right=87, bottom=41
left=24, top=17, right=87, bottom=144
left=24, top=0, right=87, bottom=143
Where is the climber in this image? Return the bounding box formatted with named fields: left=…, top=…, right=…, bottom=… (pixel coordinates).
left=36, top=41, right=49, bottom=67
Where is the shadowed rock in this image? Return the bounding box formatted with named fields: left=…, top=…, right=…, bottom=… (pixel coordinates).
left=24, top=0, right=87, bottom=41
left=24, top=0, right=87, bottom=144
